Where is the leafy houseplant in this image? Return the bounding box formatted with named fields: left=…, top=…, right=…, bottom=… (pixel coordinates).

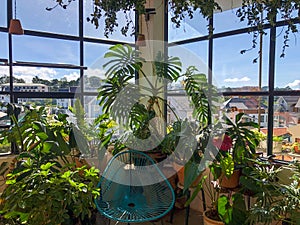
left=0, top=104, right=100, bottom=225
left=184, top=113, right=260, bottom=224
left=96, top=44, right=213, bottom=155
left=94, top=44, right=216, bottom=194
left=240, top=159, right=300, bottom=225
left=0, top=163, right=100, bottom=225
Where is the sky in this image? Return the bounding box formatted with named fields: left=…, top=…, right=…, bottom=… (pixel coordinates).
left=0, top=0, right=300, bottom=90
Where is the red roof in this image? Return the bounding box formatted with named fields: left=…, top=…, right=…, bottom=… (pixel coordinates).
left=260, top=127, right=291, bottom=137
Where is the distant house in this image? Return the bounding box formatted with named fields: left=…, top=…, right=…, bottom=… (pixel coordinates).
left=0, top=83, right=48, bottom=92
left=0, top=83, right=49, bottom=105
left=274, top=96, right=300, bottom=126
left=275, top=96, right=300, bottom=113
left=222, top=97, right=268, bottom=127
left=167, top=96, right=194, bottom=122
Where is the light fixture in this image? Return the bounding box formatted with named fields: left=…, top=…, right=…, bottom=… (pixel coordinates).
left=136, top=34, right=146, bottom=47
left=9, top=0, right=24, bottom=35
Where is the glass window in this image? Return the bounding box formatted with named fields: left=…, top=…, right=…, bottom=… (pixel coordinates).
left=275, top=27, right=300, bottom=90
left=0, top=33, right=8, bottom=59
left=12, top=67, right=80, bottom=93
left=83, top=1, right=134, bottom=42
left=84, top=95, right=101, bottom=123
left=214, top=8, right=248, bottom=33
left=0, top=67, right=9, bottom=89
left=84, top=43, right=112, bottom=92
left=12, top=35, right=79, bottom=65
left=18, top=0, right=78, bottom=35
left=168, top=9, right=208, bottom=42
left=272, top=95, right=300, bottom=161
left=213, top=32, right=269, bottom=90
left=0, top=1, right=6, bottom=27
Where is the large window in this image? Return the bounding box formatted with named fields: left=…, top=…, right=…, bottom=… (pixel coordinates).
left=168, top=5, right=300, bottom=160
left=0, top=0, right=132, bottom=154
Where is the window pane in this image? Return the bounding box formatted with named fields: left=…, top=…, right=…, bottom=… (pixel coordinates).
left=213, top=32, right=269, bottom=90
left=214, top=8, right=248, bottom=33
left=84, top=95, right=102, bottom=123
left=18, top=0, right=78, bottom=35
left=13, top=36, right=79, bottom=65
left=0, top=33, right=8, bottom=59
left=0, top=67, right=9, bottom=91
left=84, top=43, right=112, bottom=92
left=0, top=0, right=6, bottom=27
left=275, top=27, right=300, bottom=90
left=272, top=96, right=300, bottom=161
left=11, top=67, right=80, bottom=92
left=168, top=9, right=208, bottom=42
left=83, top=1, right=134, bottom=42
left=169, top=41, right=208, bottom=76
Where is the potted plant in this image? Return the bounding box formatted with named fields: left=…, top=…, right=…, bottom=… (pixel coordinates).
left=95, top=44, right=217, bottom=194
left=184, top=161, right=248, bottom=225
left=210, top=113, right=260, bottom=189
left=0, top=104, right=101, bottom=225
left=292, top=142, right=300, bottom=154
left=240, top=159, right=300, bottom=225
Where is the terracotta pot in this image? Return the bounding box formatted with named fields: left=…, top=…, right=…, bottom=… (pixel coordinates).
left=219, top=169, right=241, bottom=189
left=203, top=210, right=224, bottom=225
left=294, top=145, right=300, bottom=154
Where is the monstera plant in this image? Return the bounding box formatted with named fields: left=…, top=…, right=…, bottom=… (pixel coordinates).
left=94, top=43, right=218, bottom=193
left=96, top=44, right=215, bottom=155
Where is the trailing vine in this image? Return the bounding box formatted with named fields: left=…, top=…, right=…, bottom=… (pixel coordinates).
left=236, top=0, right=300, bottom=59
left=48, top=0, right=300, bottom=58
left=48, top=0, right=221, bottom=37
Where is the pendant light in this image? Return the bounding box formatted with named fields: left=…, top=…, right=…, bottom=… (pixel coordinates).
left=9, top=0, right=24, bottom=35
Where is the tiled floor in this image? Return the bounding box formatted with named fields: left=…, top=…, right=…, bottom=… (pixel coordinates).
left=97, top=208, right=204, bottom=225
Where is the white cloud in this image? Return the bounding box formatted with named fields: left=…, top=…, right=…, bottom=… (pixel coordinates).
left=13, top=67, right=57, bottom=83
left=286, top=79, right=300, bottom=88
left=85, top=68, right=106, bottom=79
left=224, top=76, right=250, bottom=82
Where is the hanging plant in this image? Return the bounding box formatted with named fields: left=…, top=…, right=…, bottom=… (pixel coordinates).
left=236, top=0, right=300, bottom=59
left=47, top=0, right=221, bottom=37
left=48, top=0, right=300, bottom=59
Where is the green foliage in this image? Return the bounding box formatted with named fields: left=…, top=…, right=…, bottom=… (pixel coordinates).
left=237, top=0, right=300, bottom=59
left=0, top=162, right=100, bottom=225
left=240, top=159, right=300, bottom=225
left=224, top=113, right=260, bottom=164
left=50, top=0, right=221, bottom=37
left=97, top=44, right=210, bottom=156
left=0, top=104, right=101, bottom=225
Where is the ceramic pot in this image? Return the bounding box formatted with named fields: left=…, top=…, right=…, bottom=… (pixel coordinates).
left=219, top=169, right=241, bottom=189
left=203, top=210, right=224, bottom=225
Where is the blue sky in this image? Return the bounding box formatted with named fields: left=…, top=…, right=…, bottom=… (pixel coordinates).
left=0, top=0, right=299, bottom=90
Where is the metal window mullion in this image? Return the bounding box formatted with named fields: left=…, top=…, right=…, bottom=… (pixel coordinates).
left=79, top=0, right=84, bottom=105
left=267, top=22, right=277, bottom=156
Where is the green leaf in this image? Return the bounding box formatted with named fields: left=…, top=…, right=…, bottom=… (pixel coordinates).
left=40, top=162, right=55, bottom=170
left=42, top=141, right=53, bottom=153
